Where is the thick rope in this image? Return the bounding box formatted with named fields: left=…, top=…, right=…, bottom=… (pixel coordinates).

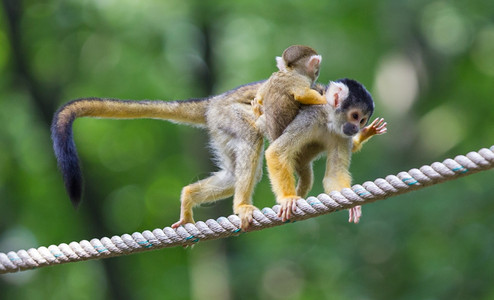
left=1, top=145, right=493, bottom=274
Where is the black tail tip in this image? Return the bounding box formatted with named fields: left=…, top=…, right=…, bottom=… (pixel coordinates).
left=69, top=196, right=82, bottom=209
left=66, top=180, right=83, bottom=209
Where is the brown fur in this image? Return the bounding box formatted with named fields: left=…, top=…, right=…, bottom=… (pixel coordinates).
left=252, top=45, right=326, bottom=141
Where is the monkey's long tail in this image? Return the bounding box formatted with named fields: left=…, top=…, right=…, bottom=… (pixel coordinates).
left=51, top=97, right=209, bottom=207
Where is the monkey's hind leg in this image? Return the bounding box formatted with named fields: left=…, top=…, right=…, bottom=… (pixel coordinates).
left=265, top=145, right=300, bottom=222
left=294, top=144, right=323, bottom=198
left=232, top=139, right=264, bottom=231
left=295, top=163, right=313, bottom=199
left=171, top=170, right=235, bottom=228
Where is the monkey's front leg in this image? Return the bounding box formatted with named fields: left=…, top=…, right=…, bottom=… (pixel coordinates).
left=324, top=169, right=361, bottom=223
left=265, top=146, right=299, bottom=222
left=323, top=142, right=362, bottom=223
left=347, top=118, right=386, bottom=222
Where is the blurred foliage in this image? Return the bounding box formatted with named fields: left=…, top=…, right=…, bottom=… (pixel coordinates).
left=1, top=0, right=494, bottom=299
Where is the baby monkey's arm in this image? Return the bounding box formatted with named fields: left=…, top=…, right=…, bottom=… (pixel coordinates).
left=292, top=87, right=327, bottom=105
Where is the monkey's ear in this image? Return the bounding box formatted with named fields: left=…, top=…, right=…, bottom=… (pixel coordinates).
left=326, top=81, right=349, bottom=108
left=306, top=55, right=322, bottom=72
left=276, top=56, right=287, bottom=71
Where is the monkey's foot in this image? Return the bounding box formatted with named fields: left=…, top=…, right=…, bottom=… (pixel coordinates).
left=235, top=204, right=259, bottom=231
left=348, top=205, right=362, bottom=224
left=171, top=216, right=195, bottom=229
left=277, top=196, right=301, bottom=222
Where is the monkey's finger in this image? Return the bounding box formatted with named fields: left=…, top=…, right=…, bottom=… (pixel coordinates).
left=370, top=117, right=380, bottom=125
left=278, top=204, right=288, bottom=221
left=241, top=218, right=252, bottom=232
left=284, top=204, right=291, bottom=221
left=355, top=206, right=362, bottom=223
left=280, top=210, right=287, bottom=222
left=376, top=121, right=387, bottom=129
left=373, top=118, right=385, bottom=128
left=374, top=117, right=385, bottom=126
left=277, top=206, right=284, bottom=218
left=376, top=122, right=387, bottom=134
left=291, top=200, right=298, bottom=213
left=246, top=214, right=253, bottom=225
left=348, top=207, right=361, bottom=223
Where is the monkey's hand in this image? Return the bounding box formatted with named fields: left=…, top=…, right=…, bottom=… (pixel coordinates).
left=348, top=206, right=362, bottom=224
left=235, top=204, right=259, bottom=231
left=352, top=117, right=387, bottom=152
left=277, top=196, right=300, bottom=222
left=251, top=96, right=264, bottom=118
left=361, top=117, right=387, bottom=139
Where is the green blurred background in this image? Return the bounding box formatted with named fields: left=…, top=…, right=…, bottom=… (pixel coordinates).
left=1, top=0, right=493, bottom=299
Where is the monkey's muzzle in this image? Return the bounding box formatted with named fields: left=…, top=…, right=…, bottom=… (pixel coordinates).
left=343, top=123, right=359, bottom=136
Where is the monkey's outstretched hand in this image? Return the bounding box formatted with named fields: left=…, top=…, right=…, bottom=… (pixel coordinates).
left=362, top=117, right=387, bottom=138
left=352, top=117, right=387, bottom=153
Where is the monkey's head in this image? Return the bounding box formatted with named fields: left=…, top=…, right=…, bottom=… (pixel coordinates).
left=276, top=45, right=322, bottom=82
left=326, top=78, right=374, bottom=137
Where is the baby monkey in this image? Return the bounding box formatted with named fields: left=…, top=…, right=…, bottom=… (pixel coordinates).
left=252, top=45, right=327, bottom=141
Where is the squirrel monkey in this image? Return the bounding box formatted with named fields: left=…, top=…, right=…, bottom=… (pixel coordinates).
left=262, top=79, right=387, bottom=224
left=252, top=45, right=326, bottom=141
left=52, top=57, right=385, bottom=231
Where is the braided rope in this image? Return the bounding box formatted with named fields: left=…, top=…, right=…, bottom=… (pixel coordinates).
left=1, top=145, right=493, bottom=274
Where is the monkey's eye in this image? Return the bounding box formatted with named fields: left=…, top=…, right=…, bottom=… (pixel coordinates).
left=360, top=118, right=367, bottom=125
left=352, top=113, right=359, bottom=120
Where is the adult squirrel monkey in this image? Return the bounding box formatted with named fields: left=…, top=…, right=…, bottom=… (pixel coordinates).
left=51, top=46, right=385, bottom=230
left=261, top=79, right=387, bottom=224
left=252, top=45, right=326, bottom=141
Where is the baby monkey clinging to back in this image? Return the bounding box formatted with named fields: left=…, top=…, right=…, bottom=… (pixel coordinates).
left=252, top=45, right=327, bottom=141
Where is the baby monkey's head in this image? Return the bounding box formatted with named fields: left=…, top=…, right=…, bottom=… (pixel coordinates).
left=276, top=45, right=322, bottom=82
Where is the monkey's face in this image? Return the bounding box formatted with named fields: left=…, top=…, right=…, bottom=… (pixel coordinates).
left=326, top=78, right=375, bottom=137
left=341, top=108, right=370, bottom=136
